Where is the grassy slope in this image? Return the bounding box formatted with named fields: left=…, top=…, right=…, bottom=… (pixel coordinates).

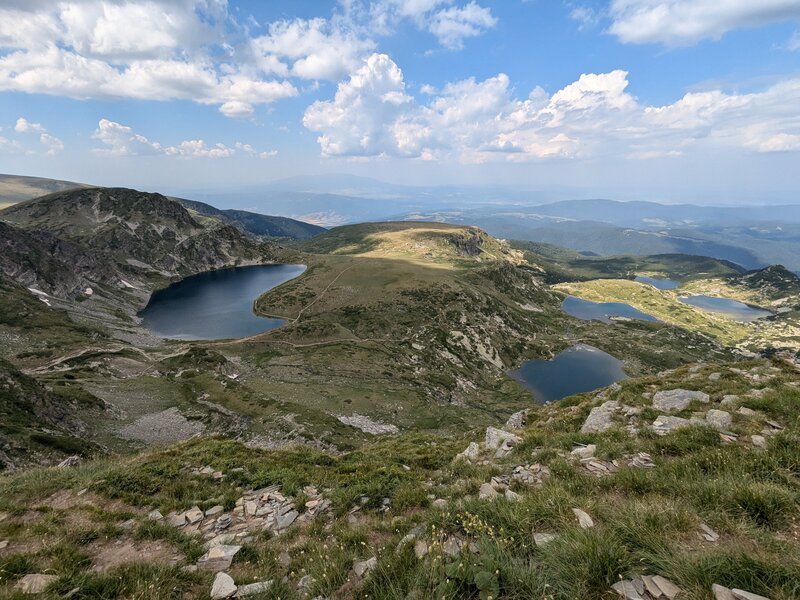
left=512, top=241, right=744, bottom=284
left=0, top=359, right=797, bottom=599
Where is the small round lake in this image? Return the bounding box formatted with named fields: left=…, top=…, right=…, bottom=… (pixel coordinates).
left=562, top=296, right=659, bottom=324
left=635, top=275, right=679, bottom=290
left=140, top=264, right=306, bottom=340
left=678, top=295, right=771, bottom=322
left=509, top=344, right=627, bottom=404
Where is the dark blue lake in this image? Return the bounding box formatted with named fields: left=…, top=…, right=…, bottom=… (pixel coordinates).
left=140, top=264, right=305, bottom=340
left=635, top=275, right=679, bottom=290
left=510, top=344, right=627, bottom=404
left=562, top=296, right=659, bottom=324
left=678, top=295, right=771, bottom=322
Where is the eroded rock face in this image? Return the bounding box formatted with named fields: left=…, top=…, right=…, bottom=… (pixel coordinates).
left=652, top=389, right=710, bottom=412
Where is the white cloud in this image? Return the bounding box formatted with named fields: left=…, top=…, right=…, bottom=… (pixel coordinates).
left=15, top=117, right=44, bottom=133
left=92, top=119, right=163, bottom=156
left=364, top=0, right=496, bottom=48
left=428, top=1, right=497, bottom=49
left=303, top=54, right=413, bottom=157
left=569, top=6, right=601, bottom=30
left=303, top=53, right=800, bottom=162
left=608, top=0, right=800, bottom=45
left=0, top=1, right=299, bottom=117
left=787, top=29, right=800, bottom=50
left=165, top=140, right=235, bottom=158
left=92, top=118, right=274, bottom=158
left=251, top=18, right=375, bottom=81
left=13, top=116, right=63, bottom=154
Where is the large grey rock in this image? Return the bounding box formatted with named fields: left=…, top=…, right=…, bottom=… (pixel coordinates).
left=353, top=557, right=377, bottom=577
left=479, top=483, right=499, bottom=500
left=652, top=415, right=691, bottom=435
left=485, top=427, right=521, bottom=450
left=653, top=389, right=709, bottom=412
left=706, top=409, right=732, bottom=431
left=15, top=574, right=58, bottom=594
left=210, top=572, right=237, bottom=599
left=505, top=409, right=530, bottom=430
left=238, top=581, right=273, bottom=597
left=572, top=508, right=594, bottom=529
left=414, top=539, right=428, bottom=559
left=456, top=442, right=481, bottom=461
left=570, top=444, right=596, bottom=459
left=197, top=545, right=241, bottom=572
left=580, top=401, right=620, bottom=434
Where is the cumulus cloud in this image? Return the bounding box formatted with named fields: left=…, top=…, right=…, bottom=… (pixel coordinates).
left=428, top=1, right=497, bottom=49
left=0, top=0, right=297, bottom=117
left=92, top=118, right=275, bottom=158
left=13, top=116, right=63, bottom=154
left=365, top=0, right=496, bottom=48
left=0, top=0, right=494, bottom=119
left=303, top=53, right=800, bottom=162
left=608, top=0, right=800, bottom=45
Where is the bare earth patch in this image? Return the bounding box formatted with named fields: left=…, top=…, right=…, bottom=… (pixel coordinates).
left=116, top=407, right=204, bottom=445
left=88, top=538, right=180, bottom=573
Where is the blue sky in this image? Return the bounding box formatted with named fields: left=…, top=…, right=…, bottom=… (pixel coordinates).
left=0, top=0, right=799, bottom=203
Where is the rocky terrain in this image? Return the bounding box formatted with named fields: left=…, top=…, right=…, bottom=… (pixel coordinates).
left=0, top=187, right=797, bottom=598
left=0, top=358, right=796, bottom=599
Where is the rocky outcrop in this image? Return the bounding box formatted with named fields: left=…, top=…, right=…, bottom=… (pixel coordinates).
left=652, top=389, right=710, bottom=412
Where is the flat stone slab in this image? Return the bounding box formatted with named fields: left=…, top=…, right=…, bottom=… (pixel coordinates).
left=198, top=545, right=241, bottom=572
left=653, top=389, right=710, bottom=412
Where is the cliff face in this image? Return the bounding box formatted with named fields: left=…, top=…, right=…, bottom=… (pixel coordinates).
left=0, top=221, right=117, bottom=297
left=0, top=188, right=279, bottom=300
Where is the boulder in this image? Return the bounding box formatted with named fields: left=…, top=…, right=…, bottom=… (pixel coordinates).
left=751, top=435, right=767, bottom=448
left=504, top=489, right=521, bottom=502
left=721, top=395, right=740, bottom=406
left=210, top=572, right=237, bottom=599
left=572, top=508, right=594, bottom=529
left=185, top=506, right=204, bottom=524
left=353, top=557, right=377, bottom=577
left=652, top=389, right=709, bottom=412
left=651, top=415, right=691, bottom=435
left=197, top=545, right=241, bottom=572
left=432, top=499, right=448, bottom=509
left=478, top=483, right=499, bottom=500
left=15, top=574, right=58, bottom=594
left=706, top=409, right=732, bottom=431
left=505, top=409, right=530, bottom=430
left=570, top=444, right=596, bottom=460
left=580, top=401, right=620, bottom=434
left=414, top=540, right=429, bottom=559
left=57, top=456, right=81, bottom=469
left=238, top=581, right=273, bottom=597
left=456, top=442, right=481, bottom=461
left=485, top=427, right=521, bottom=450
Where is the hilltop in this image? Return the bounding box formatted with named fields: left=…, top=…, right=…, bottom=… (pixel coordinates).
left=0, top=174, right=87, bottom=206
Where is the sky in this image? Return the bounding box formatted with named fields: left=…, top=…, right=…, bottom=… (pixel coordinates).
left=0, top=0, right=800, bottom=204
